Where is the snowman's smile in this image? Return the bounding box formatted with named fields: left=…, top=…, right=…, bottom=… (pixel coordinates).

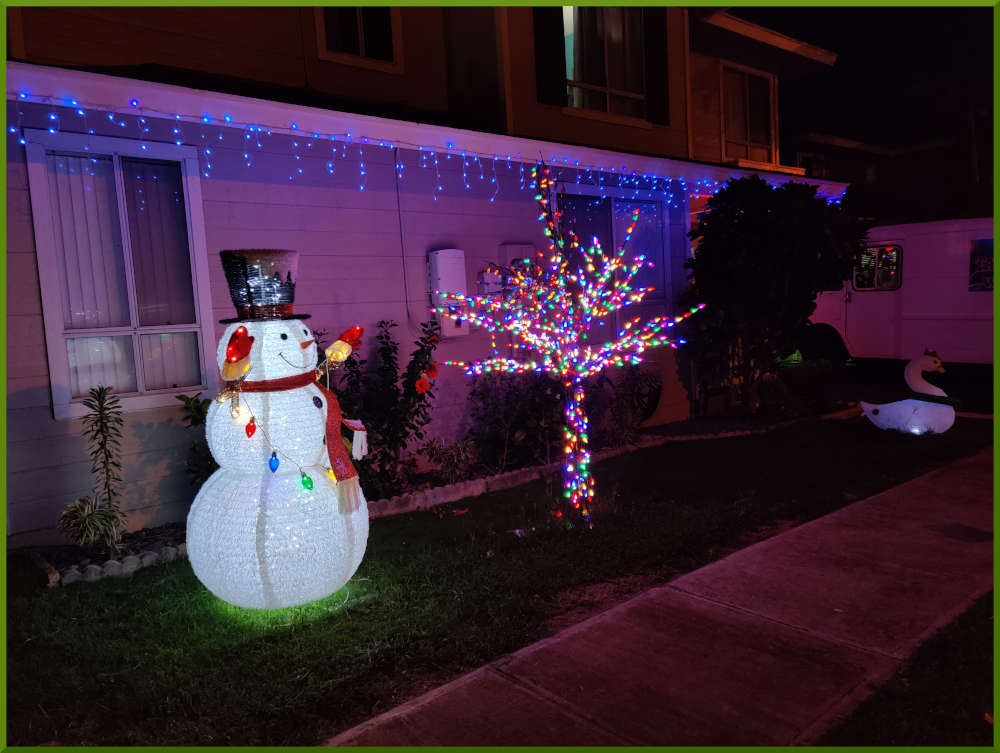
left=278, top=351, right=313, bottom=370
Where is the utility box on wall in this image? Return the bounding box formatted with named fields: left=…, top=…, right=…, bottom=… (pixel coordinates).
left=428, top=248, right=469, bottom=337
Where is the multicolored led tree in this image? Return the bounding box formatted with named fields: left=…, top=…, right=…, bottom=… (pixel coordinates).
left=438, top=164, right=704, bottom=526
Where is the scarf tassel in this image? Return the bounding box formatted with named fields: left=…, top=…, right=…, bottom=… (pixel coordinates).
left=338, top=476, right=363, bottom=515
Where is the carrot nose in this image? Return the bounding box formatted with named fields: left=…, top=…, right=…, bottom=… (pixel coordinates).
left=300, top=339, right=315, bottom=350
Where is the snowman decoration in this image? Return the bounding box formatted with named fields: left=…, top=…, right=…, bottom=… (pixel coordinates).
left=187, top=249, right=370, bottom=609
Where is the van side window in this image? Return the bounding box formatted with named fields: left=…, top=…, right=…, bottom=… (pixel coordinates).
left=853, top=245, right=902, bottom=291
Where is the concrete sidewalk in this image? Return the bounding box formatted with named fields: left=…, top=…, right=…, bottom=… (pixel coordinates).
left=327, top=449, right=993, bottom=746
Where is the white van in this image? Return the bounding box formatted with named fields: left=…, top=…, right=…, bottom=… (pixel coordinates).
left=809, top=218, right=993, bottom=364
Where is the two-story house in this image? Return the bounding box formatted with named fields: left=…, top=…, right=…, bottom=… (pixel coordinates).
left=6, top=6, right=847, bottom=544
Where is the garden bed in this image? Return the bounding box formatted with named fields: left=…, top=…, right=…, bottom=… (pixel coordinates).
left=7, top=415, right=992, bottom=745
left=29, top=409, right=829, bottom=585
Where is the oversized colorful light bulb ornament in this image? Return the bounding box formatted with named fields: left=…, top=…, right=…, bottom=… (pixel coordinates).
left=325, top=326, right=365, bottom=365
left=439, top=163, right=704, bottom=525
left=186, top=249, right=371, bottom=609
left=222, top=326, right=254, bottom=380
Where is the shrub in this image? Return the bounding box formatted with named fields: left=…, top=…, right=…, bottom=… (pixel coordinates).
left=332, top=320, right=441, bottom=498
left=682, top=175, right=867, bottom=409
left=176, top=393, right=217, bottom=489
left=755, top=359, right=843, bottom=421
left=466, top=372, right=563, bottom=474
left=420, top=438, right=476, bottom=485
left=589, top=366, right=662, bottom=448
left=59, top=497, right=125, bottom=554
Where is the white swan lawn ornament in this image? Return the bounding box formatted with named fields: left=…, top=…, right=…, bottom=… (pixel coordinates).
left=860, top=349, right=956, bottom=435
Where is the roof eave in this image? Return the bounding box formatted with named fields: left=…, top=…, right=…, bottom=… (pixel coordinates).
left=703, top=11, right=838, bottom=66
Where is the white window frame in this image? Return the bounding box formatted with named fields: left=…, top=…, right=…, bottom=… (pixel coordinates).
left=23, top=128, right=215, bottom=419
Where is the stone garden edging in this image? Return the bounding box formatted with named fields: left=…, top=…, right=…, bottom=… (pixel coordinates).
left=57, top=544, right=187, bottom=587
left=365, top=417, right=810, bottom=519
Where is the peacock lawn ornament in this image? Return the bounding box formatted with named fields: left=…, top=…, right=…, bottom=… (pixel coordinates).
left=860, top=349, right=956, bottom=435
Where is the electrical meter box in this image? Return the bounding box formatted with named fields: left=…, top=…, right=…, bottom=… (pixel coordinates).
left=428, top=248, right=469, bottom=337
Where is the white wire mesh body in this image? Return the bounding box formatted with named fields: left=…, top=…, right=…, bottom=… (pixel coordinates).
left=187, top=319, right=370, bottom=609
left=188, top=470, right=368, bottom=609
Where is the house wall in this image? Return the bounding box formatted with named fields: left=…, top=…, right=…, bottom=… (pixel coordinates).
left=689, top=51, right=724, bottom=164
left=7, top=138, right=197, bottom=546
left=11, top=6, right=450, bottom=113
left=7, top=99, right=693, bottom=544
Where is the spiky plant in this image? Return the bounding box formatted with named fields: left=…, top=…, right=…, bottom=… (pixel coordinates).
left=59, top=386, right=127, bottom=554
left=58, top=497, right=124, bottom=554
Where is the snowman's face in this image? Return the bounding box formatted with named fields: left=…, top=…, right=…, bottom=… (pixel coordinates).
left=218, top=320, right=318, bottom=380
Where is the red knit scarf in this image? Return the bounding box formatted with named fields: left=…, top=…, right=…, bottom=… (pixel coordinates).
left=242, top=371, right=358, bottom=482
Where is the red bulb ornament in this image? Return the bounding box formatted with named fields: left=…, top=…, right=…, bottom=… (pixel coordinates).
left=225, top=327, right=254, bottom=363
left=337, top=326, right=364, bottom=349
left=245, top=417, right=256, bottom=438
left=222, top=326, right=255, bottom=380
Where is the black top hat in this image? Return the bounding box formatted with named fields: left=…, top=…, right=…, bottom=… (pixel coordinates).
left=219, top=249, right=310, bottom=323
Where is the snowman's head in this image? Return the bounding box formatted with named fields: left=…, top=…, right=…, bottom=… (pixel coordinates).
left=218, top=319, right=318, bottom=381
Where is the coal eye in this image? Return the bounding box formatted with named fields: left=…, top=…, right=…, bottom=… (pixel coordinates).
left=280, top=333, right=288, bottom=340
left=303, top=329, right=308, bottom=335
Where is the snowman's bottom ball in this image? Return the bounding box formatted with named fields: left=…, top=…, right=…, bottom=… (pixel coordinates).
left=187, top=470, right=369, bottom=609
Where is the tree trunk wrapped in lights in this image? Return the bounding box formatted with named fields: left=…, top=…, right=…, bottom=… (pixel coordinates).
left=438, top=164, right=704, bottom=526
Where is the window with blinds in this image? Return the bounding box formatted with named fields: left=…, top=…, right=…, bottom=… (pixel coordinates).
left=562, top=7, right=646, bottom=119
left=24, top=130, right=212, bottom=418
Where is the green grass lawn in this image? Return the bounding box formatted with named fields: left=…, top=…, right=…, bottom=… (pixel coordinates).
left=821, top=591, right=994, bottom=746
left=7, top=416, right=992, bottom=745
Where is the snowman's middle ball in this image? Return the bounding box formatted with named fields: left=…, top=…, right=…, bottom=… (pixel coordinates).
left=187, top=319, right=369, bottom=609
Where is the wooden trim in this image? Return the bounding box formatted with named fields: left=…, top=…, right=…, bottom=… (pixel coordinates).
left=313, top=7, right=404, bottom=75
left=717, top=59, right=726, bottom=163
left=21, top=128, right=213, bottom=418
left=495, top=7, right=514, bottom=136
left=683, top=8, right=693, bottom=159
left=771, top=73, right=779, bottom=163
left=702, top=11, right=837, bottom=65
left=560, top=106, right=654, bottom=130
left=732, top=158, right=805, bottom=176
left=7, top=6, right=27, bottom=59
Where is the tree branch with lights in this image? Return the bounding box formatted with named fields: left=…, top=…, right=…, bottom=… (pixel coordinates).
left=438, top=163, right=704, bottom=527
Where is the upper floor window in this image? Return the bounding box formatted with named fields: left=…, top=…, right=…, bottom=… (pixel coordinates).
left=563, top=7, right=645, bottom=119
left=23, top=130, right=214, bottom=419
left=316, top=7, right=403, bottom=73
left=853, top=245, right=902, bottom=291
left=722, top=64, right=775, bottom=164
left=533, top=6, right=669, bottom=125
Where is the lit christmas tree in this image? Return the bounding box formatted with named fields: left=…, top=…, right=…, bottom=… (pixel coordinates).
left=438, top=164, right=704, bottom=527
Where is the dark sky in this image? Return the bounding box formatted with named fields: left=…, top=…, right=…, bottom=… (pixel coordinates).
left=730, top=6, right=994, bottom=148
